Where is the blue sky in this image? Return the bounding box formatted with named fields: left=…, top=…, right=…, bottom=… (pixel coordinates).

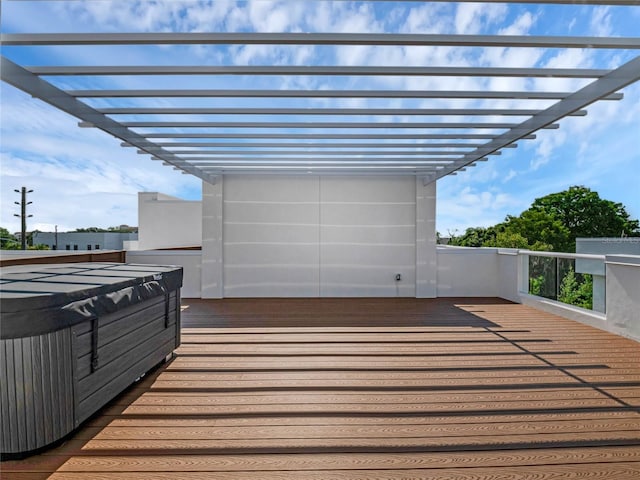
left=1, top=1, right=639, bottom=236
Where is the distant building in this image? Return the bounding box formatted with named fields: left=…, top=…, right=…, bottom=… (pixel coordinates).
left=32, top=231, right=138, bottom=251
left=576, top=237, right=640, bottom=257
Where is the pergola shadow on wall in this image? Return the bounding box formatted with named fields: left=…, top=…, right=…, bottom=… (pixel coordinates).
left=2, top=0, right=640, bottom=299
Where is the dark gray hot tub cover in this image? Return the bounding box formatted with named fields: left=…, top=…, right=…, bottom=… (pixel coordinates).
left=0, top=263, right=183, bottom=339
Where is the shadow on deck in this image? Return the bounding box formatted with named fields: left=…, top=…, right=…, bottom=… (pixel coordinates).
left=3, top=298, right=640, bottom=479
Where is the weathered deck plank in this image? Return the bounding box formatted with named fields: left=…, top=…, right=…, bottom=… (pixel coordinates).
left=2, top=298, right=640, bottom=479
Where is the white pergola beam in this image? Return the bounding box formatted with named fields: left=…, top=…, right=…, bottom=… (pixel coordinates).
left=146, top=150, right=473, bottom=156
left=438, top=55, right=640, bottom=178
left=4, top=33, right=640, bottom=49
left=184, top=160, right=456, bottom=166
left=4, top=20, right=635, bottom=179
left=69, top=89, right=624, bottom=100
left=121, top=121, right=559, bottom=129
left=28, top=65, right=608, bottom=78
left=141, top=133, right=536, bottom=140
left=195, top=169, right=442, bottom=176
left=0, top=57, right=215, bottom=183
left=134, top=142, right=507, bottom=149
left=99, top=107, right=587, bottom=116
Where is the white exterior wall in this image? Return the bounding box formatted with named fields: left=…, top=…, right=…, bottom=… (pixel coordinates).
left=126, top=250, right=202, bottom=298
left=576, top=238, right=639, bottom=314
left=201, top=180, right=224, bottom=298
left=605, top=255, right=640, bottom=341
left=222, top=175, right=320, bottom=297
left=198, top=175, right=425, bottom=298
left=416, top=180, right=437, bottom=298
left=497, top=249, right=520, bottom=303
left=137, top=192, right=202, bottom=250
left=319, top=176, right=416, bottom=297
left=436, top=247, right=499, bottom=297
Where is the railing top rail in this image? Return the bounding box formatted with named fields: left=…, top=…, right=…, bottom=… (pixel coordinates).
left=517, top=250, right=605, bottom=261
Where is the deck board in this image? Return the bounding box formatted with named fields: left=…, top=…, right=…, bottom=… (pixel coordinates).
left=2, top=298, right=640, bottom=479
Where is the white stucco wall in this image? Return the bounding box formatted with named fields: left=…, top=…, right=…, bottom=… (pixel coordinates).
left=497, top=249, right=520, bottom=303
left=125, top=250, right=202, bottom=298
left=416, top=180, right=437, bottom=298
left=222, top=175, right=320, bottom=297
left=137, top=192, right=202, bottom=250
left=605, top=255, right=640, bottom=341
left=201, top=180, right=224, bottom=299
left=198, top=175, right=432, bottom=298
left=319, top=176, right=417, bottom=297
left=436, top=247, right=499, bottom=297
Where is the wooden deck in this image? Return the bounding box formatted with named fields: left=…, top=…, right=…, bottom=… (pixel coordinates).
left=3, top=298, right=640, bottom=479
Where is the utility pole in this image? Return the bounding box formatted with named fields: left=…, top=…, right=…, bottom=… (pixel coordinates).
left=13, top=187, right=33, bottom=250
left=55, top=225, right=59, bottom=250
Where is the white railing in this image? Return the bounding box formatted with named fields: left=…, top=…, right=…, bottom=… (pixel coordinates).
left=3, top=246, right=638, bottom=341
left=517, top=250, right=606, bottom=314
left=436, top=246, right=639, bottom=341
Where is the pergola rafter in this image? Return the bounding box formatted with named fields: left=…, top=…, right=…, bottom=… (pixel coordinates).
left=69, top=89, right=624, bottom=100
left=2, top=25, right=639, bottom=181
left=3, top=32, right=640, bottom=49
left=98, top=107, right=588, bottom=116
left=26, top=65, right=611, bottom=78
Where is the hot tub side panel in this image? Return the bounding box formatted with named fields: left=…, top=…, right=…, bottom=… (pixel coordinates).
left=0, top=329, right=75, bottom=454
left=1, top=263, right=183, bottom=457
left=72, top=289, right=180, bottom=424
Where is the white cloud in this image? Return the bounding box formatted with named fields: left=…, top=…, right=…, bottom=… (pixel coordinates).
left=589, top=6, right=612, bottom=37
left=403, top=3, right=451, bottom=34
left=246, top=1, right=301, bottom=32
left=2, top=0, right=638, bottom=237
left=534, top=48, right=594, bottom=92
left=0, top=86, right=200, bottom=233
left=530, top=129, right=567, bottom=170
left=454, top=2, right=507, bottom=35
left=499, top=11, right=536, bottom=36
left=436, top=183, right=520, bottom=234
left=503, top=169, right=517, bottom=183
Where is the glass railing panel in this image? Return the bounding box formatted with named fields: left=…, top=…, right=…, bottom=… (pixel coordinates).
left=526, top=252, right=605, bottom=313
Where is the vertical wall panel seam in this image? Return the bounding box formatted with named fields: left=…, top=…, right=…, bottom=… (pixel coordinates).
left=220, top=178, right=224, bottom=297
left=318, top=175, right=322, bottom=297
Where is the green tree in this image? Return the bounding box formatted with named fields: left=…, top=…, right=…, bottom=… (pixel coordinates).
left=498, top=210, right=571, bottom=251
left=447, top=187, right=638, bottom=252
left=28, top=243, right=50, bottom=250
left=485, top=231, right=531, bottom=249
left=74, top=226, right=137, bottom=233
left=108, top=225, right=137, bottom=233
left=0, top=227, right=20, bottom=249
left=74, top=227, right=106, bottom=233
left=449, top=226, right=497, bottom=247
left=530, top=186, right=639, bottom=247
left=558, top=267, right=593, bottom=310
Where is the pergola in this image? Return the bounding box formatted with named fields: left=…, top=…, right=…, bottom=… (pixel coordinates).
left=2, top=0, right=640, bottom=186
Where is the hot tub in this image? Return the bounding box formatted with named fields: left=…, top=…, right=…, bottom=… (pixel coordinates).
left=0, top=262, right=183, bottom=457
